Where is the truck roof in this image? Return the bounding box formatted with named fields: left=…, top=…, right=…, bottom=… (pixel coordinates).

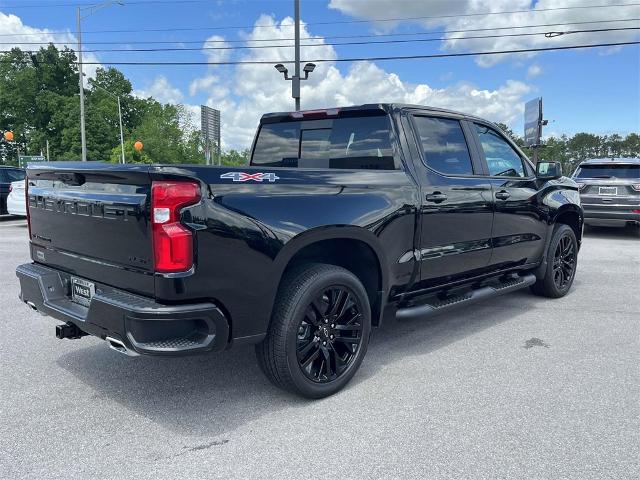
left=261, top=103, right=486, bottom=123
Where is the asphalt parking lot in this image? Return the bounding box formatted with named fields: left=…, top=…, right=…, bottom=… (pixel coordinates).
left=0, top=216, right=638, bottom=480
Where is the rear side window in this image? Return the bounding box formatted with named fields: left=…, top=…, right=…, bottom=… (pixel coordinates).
left=251, top=115, right=398, bottom=170
left=412, top=116, right=474, bottom=176
left=575, top=164, right=640, bottom=179
left=475, top=124, right=526, bottom=177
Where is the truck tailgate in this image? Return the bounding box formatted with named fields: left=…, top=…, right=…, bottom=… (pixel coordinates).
left=26, top=163, right=154, bottom=296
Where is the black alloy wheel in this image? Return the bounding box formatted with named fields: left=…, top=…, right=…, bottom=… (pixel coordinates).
left=256, top=263, right=371, bottom=398
left=552, top=233, right=576, bottom=290
left=530, top=223, right=578, bottom=298
left=296, top=287, right=363, bottom=383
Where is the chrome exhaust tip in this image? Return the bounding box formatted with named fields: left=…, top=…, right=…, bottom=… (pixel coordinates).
left=105, top=336, right=139, bottom=357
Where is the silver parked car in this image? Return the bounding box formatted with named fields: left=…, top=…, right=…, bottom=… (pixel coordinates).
left=572, top=158, right=640, bottom=228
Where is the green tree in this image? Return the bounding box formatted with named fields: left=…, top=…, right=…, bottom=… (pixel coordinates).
left=109, top=139, right=152, bottom=164
left=568, top=133, right=601, bottom=162
left=220, top=149, right=249, bottom=166
left=622, top=133, right=640, bottom=157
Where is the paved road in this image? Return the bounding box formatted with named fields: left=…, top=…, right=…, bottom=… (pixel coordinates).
left=1, top=218, right=638, bottom=479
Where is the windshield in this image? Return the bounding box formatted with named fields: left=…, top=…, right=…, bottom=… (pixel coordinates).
left=250, top=115, right=398, bottom=170
left=2, top=169, right=25, bottom=182
left=574, top=164, right=640, bottom=179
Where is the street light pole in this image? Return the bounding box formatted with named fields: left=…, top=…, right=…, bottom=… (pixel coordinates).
left=274, top=0, right=316, bottom=111
left=93, top=83, right=126, bottom=163
left=77, top=7, right=87, bottom=161
left=293, top=0, right=301, bottom=111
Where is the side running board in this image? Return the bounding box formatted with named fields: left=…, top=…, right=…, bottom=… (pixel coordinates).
left=396, top=273, right=536, bottom=321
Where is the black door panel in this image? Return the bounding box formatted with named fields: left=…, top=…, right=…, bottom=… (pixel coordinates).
left=471, top=123, right=547, bottom=268
left=409, top=114, right=494, bottom=284
left=488, top=179, right=546, bottom=267
left=419, top=174, right=494, bottom=281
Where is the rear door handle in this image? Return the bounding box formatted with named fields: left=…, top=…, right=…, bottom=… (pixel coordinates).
left=495, top=190, right=511, bottom=200
left=425, top=192, right=447, bottom=203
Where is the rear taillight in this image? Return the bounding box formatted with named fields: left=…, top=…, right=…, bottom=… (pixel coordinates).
left=151, top=181, right=201, bottom=273
left=631, top=184, right=640, bottom=192
left=8, top=184, right=12, bottom=193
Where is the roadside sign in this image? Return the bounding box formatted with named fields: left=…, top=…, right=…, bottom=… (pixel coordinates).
left=524, top=97, right=542, bottom=147
left=18, top=155, right=46, bottom=168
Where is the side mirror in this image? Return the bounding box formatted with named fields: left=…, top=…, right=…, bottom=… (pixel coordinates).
left=536, top=161, right=563, bottom=180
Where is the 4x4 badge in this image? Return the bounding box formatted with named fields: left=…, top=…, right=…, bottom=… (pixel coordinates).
left=220, top=172, right=280, bottom=182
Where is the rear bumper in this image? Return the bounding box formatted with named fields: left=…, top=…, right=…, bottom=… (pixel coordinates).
left=582, top=206, right=640, bottom=226
left=16, top=263, right=230, bottom=356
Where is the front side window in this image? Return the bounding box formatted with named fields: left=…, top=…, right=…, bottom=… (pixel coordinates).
left=412, top=116, right=474, bottom=176
left=475, top=124, right=526, bottom=177
left=251, top=115, right=398, bottom=170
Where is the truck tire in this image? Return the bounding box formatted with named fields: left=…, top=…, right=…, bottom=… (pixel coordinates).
left=531, top=224, right=578, bottom=298
left=256, top=263, right=371, bottom=399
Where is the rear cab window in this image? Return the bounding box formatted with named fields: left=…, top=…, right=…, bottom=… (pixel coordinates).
left=411, top=116, right=474, bottom=176
left=251, top=113, right=400, bottom=170
left=574, top=164, right=640, bottom=179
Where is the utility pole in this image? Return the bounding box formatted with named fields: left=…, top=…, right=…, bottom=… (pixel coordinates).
left=77, top=7, right=87, bottom=161
left=293, top=0, right=301, bottom=111
left=117, top=96, right=125, bottom=163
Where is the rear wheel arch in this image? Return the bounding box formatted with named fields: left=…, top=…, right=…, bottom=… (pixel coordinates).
left=272, top=229, right=387, bottom=327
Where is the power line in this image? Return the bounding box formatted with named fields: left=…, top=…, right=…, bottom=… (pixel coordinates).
left=1, top=2, right=638, bottom=36
left=1, top=17, right=638, bottom=46
left=21, top=41, right=635, bottom=66
left=0, top=0, right=206, bottom=7
left=7, top=27, right=637, bottom=54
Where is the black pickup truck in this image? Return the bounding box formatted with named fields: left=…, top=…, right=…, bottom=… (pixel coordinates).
left=16, top=104, right=583, bottom=398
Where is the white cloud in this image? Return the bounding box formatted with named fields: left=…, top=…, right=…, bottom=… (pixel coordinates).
left=189, top=75, right=229, bottom=98
left=134, top=75, right=184, bottom=104
left=329, top=0, right=640, bottom=67
left=187, top=15, right=532, bottom=150
left=0, top=11, right=102, bottom=78
left=202, top=34, right=232, bottom=63
left=527, top=64, right=542, bottom=78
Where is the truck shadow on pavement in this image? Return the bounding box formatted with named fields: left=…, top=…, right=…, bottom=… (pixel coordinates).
left=56, top=289, right=552, bottom=438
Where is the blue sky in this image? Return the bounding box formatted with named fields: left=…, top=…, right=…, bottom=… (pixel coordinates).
left=1, top=0, right=638, bottom=149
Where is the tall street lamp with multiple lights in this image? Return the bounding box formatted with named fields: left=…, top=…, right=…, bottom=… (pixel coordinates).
left=275, top=62, right=316, bottom=111
left=274, top=0, right=316, bottom=111
left=77, top=1, right=123, bottom=161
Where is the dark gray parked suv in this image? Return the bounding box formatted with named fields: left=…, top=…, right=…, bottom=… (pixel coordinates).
left=572, top=158, right=640, bottom=227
